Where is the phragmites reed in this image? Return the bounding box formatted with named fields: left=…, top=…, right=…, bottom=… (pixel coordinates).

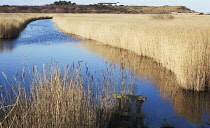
left=53, top=14, right=210, bottom=91
left=0, top=13, right=53, bottom=39
left=79, top=41, right=210, bottom=125
left=0, top=62, right=136, bottom=128
left=151, top=14, right=174, bottom=20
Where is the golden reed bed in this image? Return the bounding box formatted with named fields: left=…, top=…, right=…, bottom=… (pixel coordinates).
left=0, top=13, right=52, bottom=39
left=0, top=63, right=135, bottom=127
left=53, top=14, right=210, bottom=91
left=78, top=41, right=210, bottom=124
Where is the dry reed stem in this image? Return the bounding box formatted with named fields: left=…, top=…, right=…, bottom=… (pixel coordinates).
left=0, top=63, right=135, bottom=127
left=53, top=14, right=210, bottom=91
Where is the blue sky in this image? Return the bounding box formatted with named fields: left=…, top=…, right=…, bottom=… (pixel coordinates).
left=0, top=0, right=209, bottom=13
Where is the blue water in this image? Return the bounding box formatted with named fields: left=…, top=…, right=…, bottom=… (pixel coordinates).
left=0, top=19, right=209, bottom=128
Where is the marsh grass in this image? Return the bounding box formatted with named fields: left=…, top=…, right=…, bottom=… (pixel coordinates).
left=151, top=14, right=174, bottom=20
left=0, top=13, right=52, bottom=39
left=0, top=62, right=136, bottom=128
left=80, top=42, right=210, bottom=125
left=53, top=14, right=210, bottom=91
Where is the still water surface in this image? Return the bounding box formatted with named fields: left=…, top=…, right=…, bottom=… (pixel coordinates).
left=0, top=19, right=209, bottom=128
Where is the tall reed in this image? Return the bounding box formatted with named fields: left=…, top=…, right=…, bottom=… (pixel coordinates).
left=0, top=13, right=53, bottom=39
left=0, top=62, right=136, bottom=127
left=53, top=14, right=210, bottom=91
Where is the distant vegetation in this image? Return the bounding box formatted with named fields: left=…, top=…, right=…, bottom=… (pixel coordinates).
left=53, top=1, right=76, bottom=6
left=0, top=4, right=195, bottom=14
left=152, top=14, right=174, bottom=20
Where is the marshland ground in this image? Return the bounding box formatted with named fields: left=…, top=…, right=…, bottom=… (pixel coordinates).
left=0, top=2, right=210, bottom=128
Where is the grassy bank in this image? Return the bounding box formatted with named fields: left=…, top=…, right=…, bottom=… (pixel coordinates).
left=53, top=14, right=210, bottom=91
left=79, top=41, right=210, bottom=124
left=0, top=13, right=53, bottom=39
left=0, top=63, right=136, bottom=127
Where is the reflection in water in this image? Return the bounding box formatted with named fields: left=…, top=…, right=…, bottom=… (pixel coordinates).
left=173, top=90, right=210, bottom=124
left=78, top=41, right=210, bottom=126
left=0, top=39, right=15, bottom=53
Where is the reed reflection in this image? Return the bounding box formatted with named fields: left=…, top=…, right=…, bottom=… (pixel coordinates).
left=79, top=41, right=210, bottom=125
left=0, top=39, right=15, bottom=53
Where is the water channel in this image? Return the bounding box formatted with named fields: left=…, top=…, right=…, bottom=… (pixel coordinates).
left=0, top=19, right=209, bottom=128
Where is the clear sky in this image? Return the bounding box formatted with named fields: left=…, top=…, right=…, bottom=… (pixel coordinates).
left=0, top=0, right=209, bottom=13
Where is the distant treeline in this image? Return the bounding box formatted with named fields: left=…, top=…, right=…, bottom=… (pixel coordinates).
left=53, top=1, right=76, bottom=6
